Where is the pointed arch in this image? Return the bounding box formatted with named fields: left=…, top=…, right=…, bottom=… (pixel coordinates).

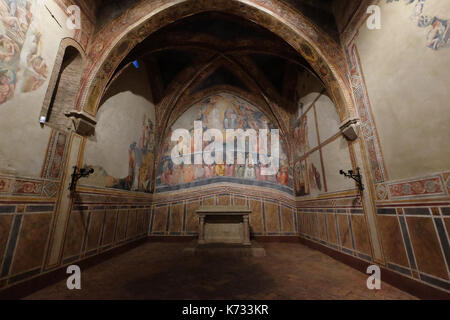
left=76, top=0, right=355, bottom=122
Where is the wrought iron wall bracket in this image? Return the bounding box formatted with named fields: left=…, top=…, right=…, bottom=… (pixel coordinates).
left=340, top=167, right=364, bottom=192
left=69, top=166, right=94, bottom=191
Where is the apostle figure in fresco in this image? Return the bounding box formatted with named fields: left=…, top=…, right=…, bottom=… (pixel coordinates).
left=194, top=164, right=204, bottom=180
left=225, top=163, right=235, bottom=177
left=183, top=163, right=195, bottom=184
left=204, top=164, right=215, bottom=179
left=235, top=164, right=245, bottom=178
left=244, top=157, right=256, bottom=179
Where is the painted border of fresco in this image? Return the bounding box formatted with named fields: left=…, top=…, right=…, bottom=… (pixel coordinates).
left=155, top=176, right=293, bottom=194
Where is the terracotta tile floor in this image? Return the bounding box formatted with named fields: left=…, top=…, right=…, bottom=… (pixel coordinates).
left=26, top=242, right=416, bottom=300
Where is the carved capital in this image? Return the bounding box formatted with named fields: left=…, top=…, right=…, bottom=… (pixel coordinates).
left=65, top=111, right=97, bottom=137
left=339, top=117, right=360, bottom=141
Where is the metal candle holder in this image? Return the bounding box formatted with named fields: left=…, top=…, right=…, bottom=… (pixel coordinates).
left=339, top=167, right=364, bottom=192
left=69, top=166, right=94, bottom=191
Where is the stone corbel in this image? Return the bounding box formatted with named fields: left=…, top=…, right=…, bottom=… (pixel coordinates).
left=339, top=117, right=360, bottom=141
left=65, top=111, right=97, bottom=137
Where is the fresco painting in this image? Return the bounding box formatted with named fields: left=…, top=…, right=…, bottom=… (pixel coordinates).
left=292, top=94, right=330, bottom=197
left=387, top=0, right=449, bottom=50
left=85, top=115, right=155, bottom=193
left=294, top=159, right=308, bottom=196
left=293, top=112, right=309, bottom=157
left=156, top=93, right=293, bottom=194
left=0, top=0, right=48, bottom=104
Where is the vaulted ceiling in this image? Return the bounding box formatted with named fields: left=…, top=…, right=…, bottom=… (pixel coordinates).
left=93, top=1, right=361, bottom=166
left=105, top=12, right=324, bottom=134
left=92, top=0, right=362, bottom=41
left=96, top=10, right=337, bottom=164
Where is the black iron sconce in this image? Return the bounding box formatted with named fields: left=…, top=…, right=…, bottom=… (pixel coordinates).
left=69, top=166, right=94, bottom=191
left=340, top=167, right=364, bottom=192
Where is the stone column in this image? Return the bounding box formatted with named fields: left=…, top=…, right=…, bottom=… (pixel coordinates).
left=198, top=216, right=205, bottom=244
left=243, top=215, right=251, bottom=245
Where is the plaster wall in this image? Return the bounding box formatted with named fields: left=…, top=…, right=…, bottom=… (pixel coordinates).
left=82, top=64, right=156, bottom=193
left=0, top=0, right=92, bottom=178
left=356, top=0, right=450, bottom=180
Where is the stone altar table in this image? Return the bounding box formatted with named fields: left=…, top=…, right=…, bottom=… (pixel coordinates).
left=196, top=205, right=252, bottom=245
